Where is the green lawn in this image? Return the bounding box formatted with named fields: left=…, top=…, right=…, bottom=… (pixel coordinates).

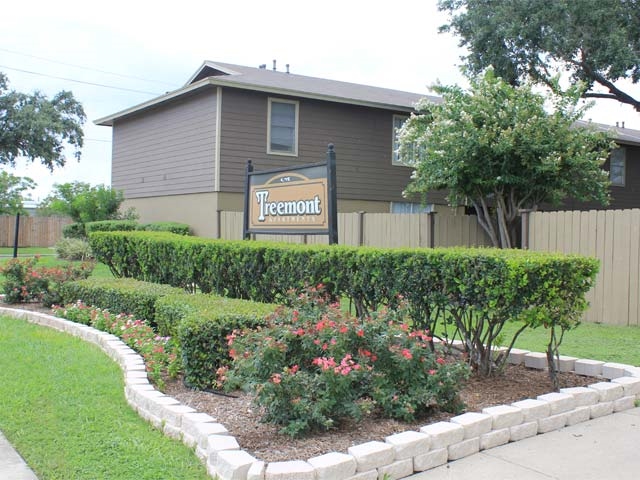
left=0, top=246, right=56, bottom=256
left=498, top=320, right=640, bottom=366
left=0, top=315, right=209, bottom=480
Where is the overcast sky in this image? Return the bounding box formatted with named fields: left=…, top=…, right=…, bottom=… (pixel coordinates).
left=2, top=0, right=639, bottom=201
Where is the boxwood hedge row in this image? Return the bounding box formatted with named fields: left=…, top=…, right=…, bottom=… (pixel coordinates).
left=88, top=231, right=599, bottom=375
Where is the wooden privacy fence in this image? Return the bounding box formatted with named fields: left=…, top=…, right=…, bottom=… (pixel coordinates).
left=220, top=211, right=492, bottom=248
left=0, top=215, right=72, bottom=248
left=528, top=208, right=640, bottom=327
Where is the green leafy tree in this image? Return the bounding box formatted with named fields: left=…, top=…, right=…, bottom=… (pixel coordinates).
left=398, top=69, right=613, bottom=248
left=0, top=72, right=86, bottom=170
left=0, top=171, right=36, bottom=214
left=438, top=0, right=640, bottom=111
left=38, top=181, right=126, bottom=223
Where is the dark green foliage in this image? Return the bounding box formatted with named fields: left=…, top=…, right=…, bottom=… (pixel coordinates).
left=0, top=73, right=85, bottom=170
left=438, top=0, right=640, bottom=111
left=38, top=182, right=125, bottom=224
left=86, top=220, right=138, bottom=233
left=138, top=222, right=191, bottom=235
left=176, top=297, right=277, bottom=389
left=60, top=277, right=183, bottom=327
left=62, top=222, right=86, bottom=239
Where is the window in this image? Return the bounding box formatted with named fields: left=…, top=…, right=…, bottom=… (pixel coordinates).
left=610, top=148, right=626, bottom=187
left=391, top=202, right=433, bottom=214
left=268, top=98, right=298, bottom=155
left=392, top=114, right=422, bottom=166
left=392, top=115, right=409, bottom=165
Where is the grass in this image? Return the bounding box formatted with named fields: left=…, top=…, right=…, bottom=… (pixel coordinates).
left=0, top=314, right=210, bottom=480
left=0, top=246, right=56, bottom=256
left=498, top=320, right=640, bottom=366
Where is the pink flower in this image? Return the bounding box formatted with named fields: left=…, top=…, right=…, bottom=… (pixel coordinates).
left=436, top=357, right=445, bottom=365
left=356, top=329, right=364, bottom=337
left=429, top=369, right=437, bottom=375
left=271, top=373, right=282, bottom=384
left=292, top=327, right=305, bottom=336
left=401, top=349, right=413, bottom=360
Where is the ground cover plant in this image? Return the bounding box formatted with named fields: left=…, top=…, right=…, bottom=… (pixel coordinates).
left=0, top=315, right=209, bottom=480
left=222, top=285, right=470, bottom=437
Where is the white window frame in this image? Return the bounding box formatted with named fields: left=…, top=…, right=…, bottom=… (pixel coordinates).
left=610, top=147, right=626, bottom=187
left=267, top=98, right=299, bottom=156
left=392, top=114, right=409, bottom=166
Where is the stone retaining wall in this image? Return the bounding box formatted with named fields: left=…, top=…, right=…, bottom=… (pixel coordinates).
left=3, top=307, right=639, bottom=480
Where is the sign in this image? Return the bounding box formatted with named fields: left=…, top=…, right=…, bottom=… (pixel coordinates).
left=243, top=144, right=338, bottom=243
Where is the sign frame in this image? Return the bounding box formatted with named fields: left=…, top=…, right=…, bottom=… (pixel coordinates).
left=243, top=144, right=338, bottom=244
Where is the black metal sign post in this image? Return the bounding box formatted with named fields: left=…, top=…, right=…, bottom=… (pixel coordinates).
left=326, top=144, right=338, bottom=245
left=243, top=144, right=338, bottom=244
left=12, top=213, right=20, bottom=258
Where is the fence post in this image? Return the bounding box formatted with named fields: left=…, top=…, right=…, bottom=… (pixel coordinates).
left=357, top=211, right=365, bottom=246
left=520, top=209, right=532, bottom=249
left=427, top=212, right=436, bottom=248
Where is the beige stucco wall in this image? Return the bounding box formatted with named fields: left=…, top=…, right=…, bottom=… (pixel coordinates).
left=123, top=193, right=220, bottom=238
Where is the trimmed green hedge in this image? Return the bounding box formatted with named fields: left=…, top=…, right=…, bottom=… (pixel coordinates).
left=63, top=222, right=86, bottom=239
left=138, top=222, right=191, bottom=235
left=60, top=277, right=183, bottom=327
left=160, top=295, right=277, bottom=388
left=88, top=231, right=599, bottom=375
left=86, top=220, right=138, bottom=233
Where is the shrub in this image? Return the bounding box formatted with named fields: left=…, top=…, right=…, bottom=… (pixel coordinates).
left=138, top=222, right=191, bottom=235
left=177, top=296, right=277, bottom=389
left=224, top=286, right=470, bottom=437
left=0, top=257, right=94, bottom=306
left=86, top=220, right=138, bottom=233
left=88, top=232, right=598, bottom=376
left=60, top=278, right=183, bottom=326
left=55, top=237, right=93, bottom=261
left=63, top=222, right=86, bottom=239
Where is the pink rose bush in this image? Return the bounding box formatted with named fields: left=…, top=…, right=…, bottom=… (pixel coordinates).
left=222, top=285, right=469, bottom=437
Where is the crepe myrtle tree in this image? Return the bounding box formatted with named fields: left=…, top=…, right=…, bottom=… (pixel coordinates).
left=398, top=69, right=614, bottom=248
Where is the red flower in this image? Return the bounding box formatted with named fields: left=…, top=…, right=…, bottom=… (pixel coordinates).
left=436, top=357, right=446, bottom=365
left=401, top=349, right=413, bottom=360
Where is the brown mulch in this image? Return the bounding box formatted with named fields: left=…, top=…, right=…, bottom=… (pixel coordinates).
left=162, top=365, right=597, bottom=463
left=1, top=301, right=599, bottom=463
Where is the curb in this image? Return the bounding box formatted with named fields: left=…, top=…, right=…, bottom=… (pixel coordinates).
left=3, top=306, right=639, bottom=480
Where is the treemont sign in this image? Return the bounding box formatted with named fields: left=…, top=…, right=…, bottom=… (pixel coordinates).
left=243, top=144, right=338, bottom=243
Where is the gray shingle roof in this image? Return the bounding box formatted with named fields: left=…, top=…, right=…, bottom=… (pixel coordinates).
left=95, top=61, right=438, bottom=126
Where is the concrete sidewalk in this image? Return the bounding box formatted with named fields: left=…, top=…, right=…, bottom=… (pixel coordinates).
left=409, top=407, right=640, bottom=479
left=0, top=431, right=38, bottom=480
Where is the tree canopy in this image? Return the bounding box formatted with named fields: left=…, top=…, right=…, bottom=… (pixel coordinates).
left=38, top=182, right=126, bottom=223
left=0, top=171, right=36, bottom=215
left=0, top=72, right=86, bottom=170
left=438, top=0, right=640, bottom=111
left=398, top=69, right=613, bottom=248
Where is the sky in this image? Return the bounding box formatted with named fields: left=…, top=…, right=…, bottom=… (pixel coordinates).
left=2, top=0, right=639, bottom=201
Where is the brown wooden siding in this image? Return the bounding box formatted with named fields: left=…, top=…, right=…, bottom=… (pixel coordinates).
left=112, top=89, right=217, bottom=198
left=546, top=143, right=640, bottom=211
left=218, top=88, right=413, bottom=203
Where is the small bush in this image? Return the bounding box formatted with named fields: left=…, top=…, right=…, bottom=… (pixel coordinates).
left=55, top=237, right=93, bottom=261
left=1, top=257, right=94, bottom=306
left=53, top=301, right=181, bottom=388
left=63, top=222, right=86, bottom=239
left=224, top=286, right=470, bottom=437
left=60, top=278, right=183, bottom=326
left=138, top=222, right=191, bottom=235
left=177, top=296, right=277, bottom=389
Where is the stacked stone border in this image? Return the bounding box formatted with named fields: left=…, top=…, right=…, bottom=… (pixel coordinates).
left=3, top=306, right=640, bottom=480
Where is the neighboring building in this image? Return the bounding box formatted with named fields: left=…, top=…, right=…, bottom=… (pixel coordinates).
left=96, top=61, right=640, bottom=237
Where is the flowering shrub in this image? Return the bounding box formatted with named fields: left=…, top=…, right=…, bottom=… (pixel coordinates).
left=224, top=285, right=470, bottom=437
left=1, top=256, right=94, bottom=306
left=53, top=301, right=181, bottom=388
